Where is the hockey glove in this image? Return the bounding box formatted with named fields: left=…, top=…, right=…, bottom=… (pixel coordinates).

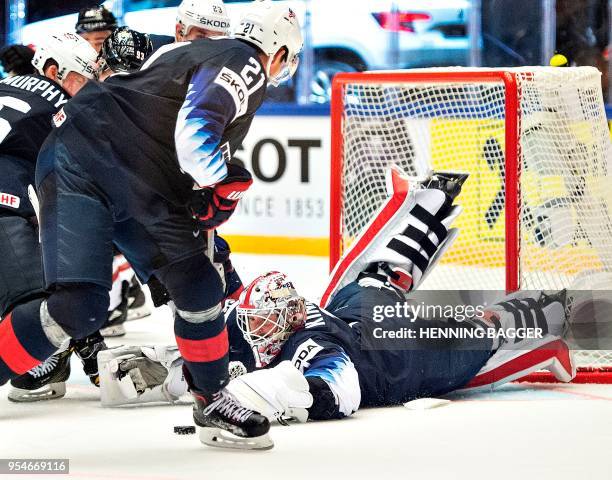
left=226, top=361, right=313, bottom=424
left=191, top=164, right=252, bottom=231
left=98, top=345, right=188, bottom=406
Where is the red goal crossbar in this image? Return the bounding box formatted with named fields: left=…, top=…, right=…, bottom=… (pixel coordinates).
left=330, top=70, right=521, bottom=293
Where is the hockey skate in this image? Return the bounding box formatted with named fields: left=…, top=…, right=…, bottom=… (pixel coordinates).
left=100, top=280, right=129, bottom=337
left=193, top=389, right=273, bottom=450
left=126, top=276, right=151, bottom=321
left=8, top=347, right=73, bottom=402
left=72, top=332, right=108, bottom=386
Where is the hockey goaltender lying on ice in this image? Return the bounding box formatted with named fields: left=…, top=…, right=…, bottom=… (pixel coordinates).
left=97, top=167, right=581, bottom=443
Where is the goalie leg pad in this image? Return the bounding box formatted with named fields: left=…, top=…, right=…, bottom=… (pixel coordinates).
left=322, top=168, right=464, bottom=307
left=462, top=290, right=574, bottom=390
left=475, top=290, right=567, bottom=350
left=461, top=337, right=575, bottom=391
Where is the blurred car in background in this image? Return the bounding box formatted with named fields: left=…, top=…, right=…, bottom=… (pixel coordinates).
left=295, top=0, right=470, bottom=102
left=19, top=0, right=471, bottom=102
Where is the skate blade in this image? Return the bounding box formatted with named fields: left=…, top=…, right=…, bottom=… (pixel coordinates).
left=198, top=427, right=274, bottom=451
left=8, top=382, right=66, bottom=403
left=100, top=324, right=126, bottom=337
left=127, top=305, right=151, bottom=321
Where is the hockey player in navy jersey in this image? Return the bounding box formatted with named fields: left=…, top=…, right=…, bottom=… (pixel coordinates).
left=95, top=3, right=250, bottom=328
left=0, top=1, right=302, bottom=450
left=225, top=170, right=575, bottom=421
left=0, top=33, right=110, bottom=401
left=7, top=29, right=156, bottom=401
left=96, top=28, right=156, bottom=337
left=98, top=169, right=575, bottom=423
left=96, top=0, right=236, bottom=335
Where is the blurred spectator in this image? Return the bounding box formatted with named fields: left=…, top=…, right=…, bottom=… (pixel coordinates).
left=557, top=0, right=608, bottom=64
left=26, top=0, right=99, bottom=23
left=557, top=0, right=609, bottom=97
left=482, top=0, right=543, bottom=67
left=0, top=44, right=36, bottom=77
left=1, top=4, right=6, bottom=49
left=75, top=4, right=118, bottom=53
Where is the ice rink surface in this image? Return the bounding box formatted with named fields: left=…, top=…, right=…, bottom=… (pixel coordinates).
left=1, top=254, right=611, bottom=480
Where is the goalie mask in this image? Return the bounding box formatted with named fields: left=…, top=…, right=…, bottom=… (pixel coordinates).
left=237, top=272, right=307, bottom=367
left=101, top=27, right=153, bottom=73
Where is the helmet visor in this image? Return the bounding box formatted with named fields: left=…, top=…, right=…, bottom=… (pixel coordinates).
left=269, top=53, right=300, bottom=87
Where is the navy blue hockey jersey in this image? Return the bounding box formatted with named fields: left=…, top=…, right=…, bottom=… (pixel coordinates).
left=38, top=38, right=267, bottom=217
left=0, top=74, right=69, bottom=215
left=148, top=34, right=174, bottom=52
left=227, top=282, right=492, bottom=420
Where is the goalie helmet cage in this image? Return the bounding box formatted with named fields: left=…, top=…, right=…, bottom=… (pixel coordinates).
left=329, top=67, right=612, bottom=383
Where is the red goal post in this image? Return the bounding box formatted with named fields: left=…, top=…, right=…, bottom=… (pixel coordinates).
left=329, top=67, right=612, bottom=382
left=331, top=70, right=521, bottom=291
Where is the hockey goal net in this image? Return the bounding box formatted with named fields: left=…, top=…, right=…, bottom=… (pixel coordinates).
left=330, top=67, right=612, bottom=382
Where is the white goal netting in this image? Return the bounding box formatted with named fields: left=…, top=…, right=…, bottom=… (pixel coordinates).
left=332, top=67, right=612, bottom=372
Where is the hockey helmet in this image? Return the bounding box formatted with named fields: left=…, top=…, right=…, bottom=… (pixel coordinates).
left=237, top=272, right=306, bottom=367
left=234, top=0, right=303, bottom=86
left=75, top=5, right=118, bottom=33
left=176, top=0, right=231, bottom=37
left=32, top=32, right=100, bottom=81
left=101, top=27, right=153, bottom=73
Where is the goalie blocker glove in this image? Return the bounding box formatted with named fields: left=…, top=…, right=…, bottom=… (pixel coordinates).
left=190, top=164, right=252, bottom=231
left=226, top=361, right=313, bottom=424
